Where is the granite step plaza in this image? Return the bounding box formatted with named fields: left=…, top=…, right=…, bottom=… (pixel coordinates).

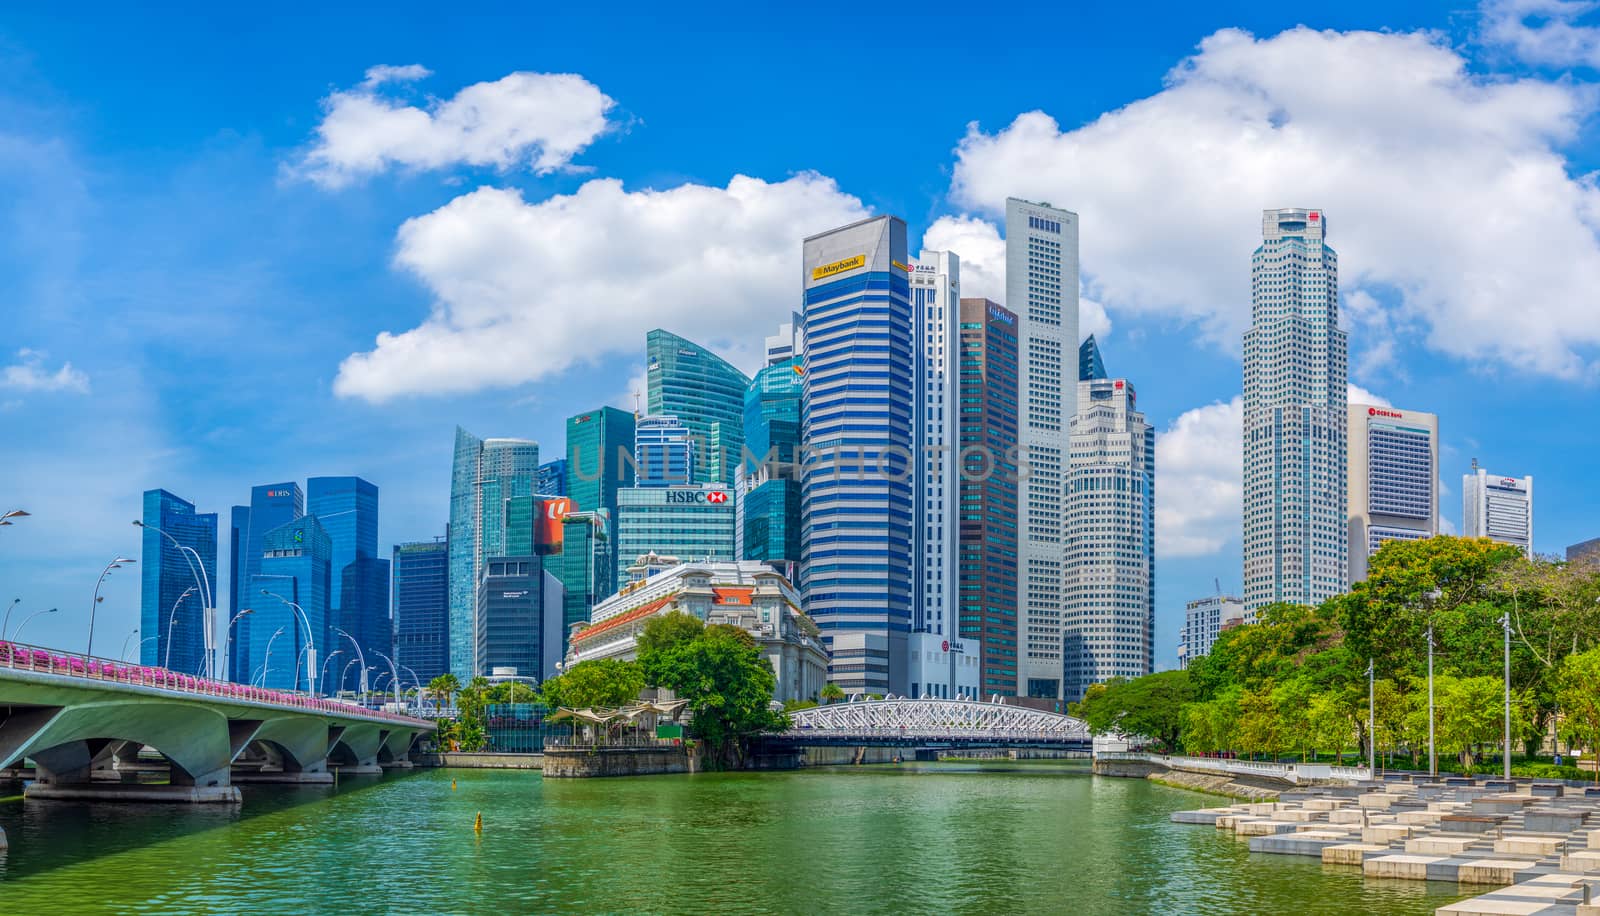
left=1170, top=776, right=1600, bottom=915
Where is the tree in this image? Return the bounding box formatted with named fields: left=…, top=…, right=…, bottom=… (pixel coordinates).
left=1435, top=675, right=1525, bottom=774
left=1235, top=689, right=1281, bottom=760
left=637, top=612, right=706, bottom=657
left=1271, top=678, right=1317, bottom=761
left=639, top=624, right=786, bottom=768
left=1307, top=692, right=1355, bottom=763
left=486, top=680, right=538, bottom=704
left=539, top=659, right=646, bottom=710
left=819, top=682, right=846, bottom=705
left=427, top=672, right=460, bottom=710
left=1556, top=647, right=1600, bottom=785
left=1075, top=670, right=1195, bottom=752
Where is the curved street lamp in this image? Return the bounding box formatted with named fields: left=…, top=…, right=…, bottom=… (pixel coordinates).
left=260, top=589, right=316, bottom=695
left=373, top=650, right=402, bottom=704
left=320, top=649, right=344, bottom=691
left=0, top=509, right=30, bottom=527
left=2, top=597, right=21, bottom=640
left=133, top=520, right=216, bottom=677
left=341, top=657, right=361, bottom=696
left=333, top=627, right=369, bottom=695
left=222, top=608, right=254, bottom=682
left=13, top=607, right=59, bottom=643
left=120, top=627, right=140, bottom=662
left=164, top=586, right=196, bottom=670
left=257, top=626, right=287, bottom=687
left=87, top=556, right=136, bottom=657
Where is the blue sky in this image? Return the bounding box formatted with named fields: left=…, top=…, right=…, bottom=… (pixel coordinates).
left=3, top=1, right=1599, bottom=666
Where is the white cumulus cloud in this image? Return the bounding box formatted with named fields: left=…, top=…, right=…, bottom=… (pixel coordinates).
left=334, top=173, right=871, bottom=401
left=294, top=66, right=616, bottom=188
left=1346, top=382, right=1391, bottom=408
left=949, top=26, right=1600, bottom=379
left=922, top=214, right=1111, bottom=341
left=2, top=349, right=88, bottom=394
left=1156, top=396, right=1242, bottom=558
left=1480, top=0, right=1600, bottom=67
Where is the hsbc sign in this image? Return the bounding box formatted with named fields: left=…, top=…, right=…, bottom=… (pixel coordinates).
left=665, top=490, right=730, bottom=505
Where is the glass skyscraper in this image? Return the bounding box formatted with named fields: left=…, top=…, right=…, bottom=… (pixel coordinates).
left=557, top=511, right=612, bottom=656
left=228, top=483, right=303, bottom=683
left=139, top=489, right=218, bottom=674
left=646, top=328, right=751, bottom=485
left=957, top=298, right=1019, bottom=697
left=307, top=476, right=389, bottom=693
left=737, top=359, right=803, bottom=575
left=1079, top=335, right=1107, bottom=381
left=801, top=215, right=915, bottom=696
left=393, top=538, right=449, bottom=684
left=448, top=428, right=539, bottom=679
left=537, top=459, right=567, bottom=497
left=634, top=415, right=694, bottom=487
left=248, top=515, right=331, bottom=692
left=564, top=405, right=635, bottom=588
left=1242, top=208, right=1348, bottom=611
left=615, top=485, right=736, bottom=591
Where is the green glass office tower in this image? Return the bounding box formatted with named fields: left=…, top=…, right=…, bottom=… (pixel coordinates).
left=738, top=360, right=802, bottom=575
left=564, top=406, right=634, bottom=582
left=646, top=329, right=751, bottom=485
left=556, top=511, right=611, bottom=655
left=448, top=427, right=539, bottom=679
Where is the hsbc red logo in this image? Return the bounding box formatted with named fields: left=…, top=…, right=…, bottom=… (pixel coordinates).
left=1309, top=212, right=1320, bottom=220
left=707, top=491, right=728, bottom=504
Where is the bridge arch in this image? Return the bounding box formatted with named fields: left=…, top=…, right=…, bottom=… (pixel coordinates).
left=784, top=698, right=1089, bottom=744
left=0, top=701, right=235, bottom=787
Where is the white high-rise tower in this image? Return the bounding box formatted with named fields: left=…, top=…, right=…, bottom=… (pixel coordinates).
left=1242, top=208, right=1348, bottom=612
left=1005, top=198, right=1079, bottom=699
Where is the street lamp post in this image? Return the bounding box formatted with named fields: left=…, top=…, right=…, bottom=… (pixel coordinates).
left=1367, top=657, right=1376, bottom=775
left=120, top=627, right=140, bottom=661
left=222, top=608, right=254, bottom=682
left=2, top=598, right=20, bottom=640
left=164, top=587, right=196, bottom=670
left=260, top=590, right=316, bottom=696
left=1428, top=623, right=1437, bottom=779
left=341, top=658, right=361, bottom=697
left=374, top=651, right=402, bottom=705
left=13, top=607, right=58, bottom=643
left=1502, top=612, right=1513, bottom=780
left=333, top=628, right=369, bottom=695
left=320, top=650, right=344, bottom=691
left=134, top=521, right=216, bottom=678
left=88, top=557, right=136, bottom=657
left=0, top=509, right=31, bottom=527
left=257, top=626, right=286, bottom=687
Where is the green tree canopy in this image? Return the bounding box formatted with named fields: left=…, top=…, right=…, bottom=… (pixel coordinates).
left=638, top=623, right=785, bottom=768
left=1073, top=669, right=1194, bottom=752
left=539, top=659, right=646, bottom=710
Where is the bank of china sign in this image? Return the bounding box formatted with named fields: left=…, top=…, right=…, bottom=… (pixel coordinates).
left=812, top=254, right=866, bottom=281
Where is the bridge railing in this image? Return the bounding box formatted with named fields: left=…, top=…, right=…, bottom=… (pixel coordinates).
left=0, top=639, right=429, bottom=727
left=784, top=726, right=1088, bottom=742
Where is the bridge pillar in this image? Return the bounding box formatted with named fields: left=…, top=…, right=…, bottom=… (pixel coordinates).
left=329, top=723, right=385, bottom=775
left=231, top=716, right=334, bottom=784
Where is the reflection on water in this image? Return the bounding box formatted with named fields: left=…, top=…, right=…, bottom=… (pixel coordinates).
left=0, top=762, right=1474, bottom=914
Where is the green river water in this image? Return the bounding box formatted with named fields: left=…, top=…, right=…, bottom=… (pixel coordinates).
left=0, top=762, right=1475, bottom=914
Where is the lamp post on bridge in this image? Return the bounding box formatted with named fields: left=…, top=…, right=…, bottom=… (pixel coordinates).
left=260, top=590, right=316, bottom=696
left=87, top=557, right=136, bottom=658
left=257, top=626, right=286, bottom=687
left=373, top=650, right=402, bottom=705
left=222, top=608, right=254, bottom=682
left=13, top=607, right=58, bottom=643
left=320, top=650, right=344, bottom=692
left=134, top=520, right=215, bottom=678
left=341, top=658, right=361, bottom=697
left=120, top=627, right=140, bottom=662
left=0, top=509, right=30, bottom=528
left=164, top=586, right=195, bottom=670
left=2, top=598, right=20, bottom=640
left=333, top=627, right=368, bottom=696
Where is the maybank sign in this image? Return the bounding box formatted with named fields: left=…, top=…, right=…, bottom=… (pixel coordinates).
left=811, top=254, right=866, bottom=281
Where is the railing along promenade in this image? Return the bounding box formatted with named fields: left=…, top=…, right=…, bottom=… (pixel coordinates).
left=0, top=639, right=429, bottom=727
left=1097, top=751, right=1371, bottom=784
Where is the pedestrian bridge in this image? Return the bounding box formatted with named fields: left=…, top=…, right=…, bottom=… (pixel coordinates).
left=779, top=698, right=1092, bottom=749
left=0, top=640, right=434, bottom=803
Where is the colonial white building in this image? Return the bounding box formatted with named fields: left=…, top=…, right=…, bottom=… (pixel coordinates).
left=566, top=556, right=829, bottom=703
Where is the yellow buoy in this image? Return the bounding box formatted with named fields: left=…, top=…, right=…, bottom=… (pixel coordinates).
left=474, top=811, right=483, bottom=833
left=451, top=779, right=457, bottom=790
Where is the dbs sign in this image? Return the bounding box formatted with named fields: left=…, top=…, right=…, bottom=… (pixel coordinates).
left=536, top=497, right=574, bottom=555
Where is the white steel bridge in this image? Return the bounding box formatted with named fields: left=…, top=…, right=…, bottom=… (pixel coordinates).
left=777, top=698, right=1091, bottom=749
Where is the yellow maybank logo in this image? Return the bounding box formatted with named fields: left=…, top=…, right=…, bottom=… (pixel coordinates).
left=891, top=260, right=910, bottom=272
left=811, top=254, right=866, bottom=281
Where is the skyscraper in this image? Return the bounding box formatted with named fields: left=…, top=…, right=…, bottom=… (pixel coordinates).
left=737, top=358, right=803, bottom=576
left=1177, top=594, right=1247, bottom=669
left=911, top=251, right=959, bottom=642
left=1005, top=198, right=1080, bottom=699
left=634, top=415, right=695, bottom=487
left=448, top=428, right=539, bottom=679
left=646, top=328, right=751, bottom=485
left=1063, top=375, right=1155, bottom=701
left=248, top=515, right=331, bottom=692
left=537, top=459, right=568, bottom=497
left=564, top=405, right=635, bottom=586
left=307, top=476, right=389, bottom=692
left=1079, top=335, right=1107, bottom=381
left=614, top=484, right=736, bottom=591
left=765, top=313, right=805, bottom=366
left=1347, top=404, right=1439, bottom=583
left=556, top=510, right=612, bottom=655
left=139, top=489, right=218, bottom=675
left=228, top=483, right=303, bottom=683
left=801, top=215, right=915, bottom=696
left=1242, top=208, right=1348, bottom=612
left=958, top=298, right=1020, bottom=698
left=1464, top=464, right=1534, bottom=556
left=393, top=538, right=449, bottom=685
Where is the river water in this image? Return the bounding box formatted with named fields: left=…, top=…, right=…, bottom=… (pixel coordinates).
left=0, top=762, right=1473, bottom=914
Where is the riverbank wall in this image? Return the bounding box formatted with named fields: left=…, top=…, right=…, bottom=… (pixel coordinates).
left=414, top=752, right=543, bottom=769
left=542, top=745, right=701, bottom=778
left=1094, top=757, right=1287, bottom=801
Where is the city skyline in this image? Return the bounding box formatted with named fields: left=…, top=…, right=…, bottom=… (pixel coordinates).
left=7, top=3, right=1600, bottom=669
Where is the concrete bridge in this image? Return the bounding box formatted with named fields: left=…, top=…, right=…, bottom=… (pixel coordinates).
left=0, top=640, right=434, bottom=803
left=776, top=698, right=1092, bottom=751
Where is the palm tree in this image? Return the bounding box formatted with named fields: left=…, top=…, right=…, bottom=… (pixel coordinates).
left=428, top=673, right=461, bottom=711
left=820, top=682, right=845, bottom=705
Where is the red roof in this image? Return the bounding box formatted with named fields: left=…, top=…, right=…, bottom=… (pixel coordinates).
left=712, top=587, right=753, bottom=605
left=573, top=595, right=674, bottom=645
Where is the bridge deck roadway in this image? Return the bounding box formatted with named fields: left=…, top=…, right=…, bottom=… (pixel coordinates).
left=0, top=644, right=433, bottom=804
